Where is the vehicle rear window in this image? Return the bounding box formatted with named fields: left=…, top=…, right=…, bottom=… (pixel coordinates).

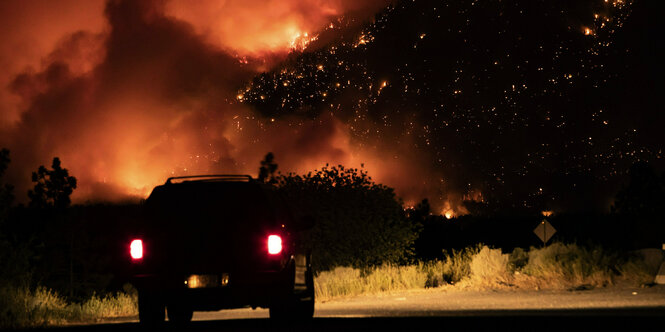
left=144, top=182, right=278, bottom=230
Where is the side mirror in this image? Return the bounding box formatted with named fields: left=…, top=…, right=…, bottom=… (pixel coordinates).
left=293, top=215, right=315, bottom=231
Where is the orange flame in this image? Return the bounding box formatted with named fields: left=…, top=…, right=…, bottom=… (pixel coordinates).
left=441, top=201, right=455, bottom=219
left=165, top=0, right=342, bottom=57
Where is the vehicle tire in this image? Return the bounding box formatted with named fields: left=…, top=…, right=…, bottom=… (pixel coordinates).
left=296, top=267, right=315, bottom=319
left=269, top=264, right=315, bottom=320
left=167, top=303, right=193, bottom=326
left=292, top=292, right=315, bottom=319
left=138, top=290, right=165, bottom=326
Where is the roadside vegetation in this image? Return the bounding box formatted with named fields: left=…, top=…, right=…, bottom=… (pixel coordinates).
left=315, top=243, right=661, bottom=302
left=3, top=242, right=658, bottom=328
left=0, top=285, right=137, bottom=329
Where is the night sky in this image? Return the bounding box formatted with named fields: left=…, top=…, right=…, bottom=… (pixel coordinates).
left=0, top=0, right=663, bottom=215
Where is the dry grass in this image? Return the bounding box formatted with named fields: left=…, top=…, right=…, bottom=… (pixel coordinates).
left=315, top=242, right=661, bottom=300
left=77, top=291, right=138, bottom=321
left=315, top=264, right=427, bottom=301
left=0, top=285, right=70, bottom=328
left=0, top=285, right=137, bottom=329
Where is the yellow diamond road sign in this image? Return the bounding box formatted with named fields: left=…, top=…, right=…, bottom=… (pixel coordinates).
left=534, top=220, right=556, bottom=244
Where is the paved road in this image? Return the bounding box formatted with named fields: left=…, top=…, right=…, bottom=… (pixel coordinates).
left=191, top=285, right=665, bottom=319
left=43, top=286, right=665, bottom=331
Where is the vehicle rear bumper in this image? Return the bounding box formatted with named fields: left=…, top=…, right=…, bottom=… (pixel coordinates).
left=131, top=270, right=293, bottom=310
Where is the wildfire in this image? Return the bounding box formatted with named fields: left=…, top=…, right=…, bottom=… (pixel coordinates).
left=441, top=201, right=455, bottom=219
left=541, top=210, right=553, bottom=217
left=353, top=31, right=376, bottom=48
left=290, top=32, right=319, bottom=52
left=438, top=190, right=482, bottom=219
left=164, top=0, right=339, bottom=57
left=377, top=80, right=388, bottom=95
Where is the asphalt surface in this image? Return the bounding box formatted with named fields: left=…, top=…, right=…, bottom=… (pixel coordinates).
left=31, top=286, right=665, bottom=332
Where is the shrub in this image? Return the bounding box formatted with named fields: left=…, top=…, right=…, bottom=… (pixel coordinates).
left=521, top=243, right=616, bottom=288
left=616, top=249, right=662, bottom=285
left=468, top=246, right=511, bottom=287
left=421, top=261, right=446, bottom=288
left=508, top=247, right=529, bottom=271
left=277, top=165, right=418, bottom=272
left=440, top=245, right=482, bottom=284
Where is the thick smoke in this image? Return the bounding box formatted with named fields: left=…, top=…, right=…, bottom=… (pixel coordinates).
left=2, top=0, right=416, bottom=205
left=0, top=0, right=107, bottom=127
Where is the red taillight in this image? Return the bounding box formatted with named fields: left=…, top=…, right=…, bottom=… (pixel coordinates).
left=130, top=239, right=143, bottom=260
left=267, top=235, right=282, bottom=255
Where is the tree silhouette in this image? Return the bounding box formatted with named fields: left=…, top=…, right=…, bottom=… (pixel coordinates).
left=276, top=163, right=417, bottom=271
left=0, top=148, right=13, bottom=215
left=28, top=157, right=77, bottom=209
left=0, top=149, right=34, bottom=289
left=0, top=149, right=9, bottom=177
left=258, top=152, right=278, bottom=184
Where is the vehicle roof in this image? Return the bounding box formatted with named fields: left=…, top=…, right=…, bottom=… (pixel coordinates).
left=144, top=176, right=293, bottom=227
left=146, top=179, right=273, bottom=204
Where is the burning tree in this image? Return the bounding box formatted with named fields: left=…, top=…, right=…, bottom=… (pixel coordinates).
left=258, top=152, right=278, bottom=184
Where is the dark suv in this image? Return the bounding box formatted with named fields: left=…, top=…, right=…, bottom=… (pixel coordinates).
left=127, top=175, right=314, bottom=325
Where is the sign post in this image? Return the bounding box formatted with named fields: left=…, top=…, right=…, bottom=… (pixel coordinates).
left=533, top=219, right=556, bottom=246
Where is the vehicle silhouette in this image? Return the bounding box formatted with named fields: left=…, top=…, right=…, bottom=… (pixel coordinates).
left=127, top=175, right=314, bottom=325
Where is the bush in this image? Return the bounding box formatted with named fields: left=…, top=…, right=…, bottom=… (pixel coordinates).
left=508, top=247, right=529, bottom=271
left=277, top=165, right=418, bottom=272
left=440, top=245, right=482, bottom=284
left=616, top=249, right=662, bottom=285
left=521, top=243, right=616, bottom=288
left=417, top=245, right=483, bottom=287
left=468, top=246, right=511, bottom=287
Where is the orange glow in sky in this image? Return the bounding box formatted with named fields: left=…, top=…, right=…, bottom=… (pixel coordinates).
left=0, top=0, right=442, bottom=208
left=165, top=0, right=342, bottom=56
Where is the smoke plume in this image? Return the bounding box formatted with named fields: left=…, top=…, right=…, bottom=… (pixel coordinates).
left=2, top=0, right=420, bottom=205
